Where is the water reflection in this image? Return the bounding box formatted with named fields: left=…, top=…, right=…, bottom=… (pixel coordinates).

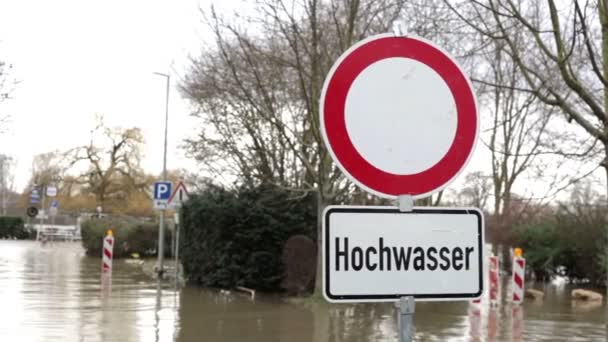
left=0, top=241, right=606, bottom=341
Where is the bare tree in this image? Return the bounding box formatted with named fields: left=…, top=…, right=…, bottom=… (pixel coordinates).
left=183, top=0, right=414, bottom=291
left=27, top=152, right=63, bottom=188
left=458, top=171, right=492, bottom=209
left=445, top=0, right=608, bottom=289
left=183, top=1, right=407, bottom=198
left=0, top=59, right=15, bottom=133
left=446, top=0, right=608, bottom=196
left=65, top=117, right=146, bottom=211
left=0, top=154, right=14, bottom=215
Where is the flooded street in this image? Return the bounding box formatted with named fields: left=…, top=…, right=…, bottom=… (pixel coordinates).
left=0, top=240, right=605, bottom=341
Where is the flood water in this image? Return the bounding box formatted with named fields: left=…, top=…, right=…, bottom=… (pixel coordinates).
left=0, top=241, right=605, bottom=341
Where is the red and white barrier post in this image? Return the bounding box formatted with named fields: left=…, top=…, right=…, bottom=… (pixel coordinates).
left=471, top=245, right=492, bottom=305
left=102, top=229, right=114, bottom=274
left=467, top=302, right=482, bottom=339
left=511, top=305, right=524, bottom=340
left=489, top=255, right=500, bottom=305
left=511, top=248, right=525, bottom=304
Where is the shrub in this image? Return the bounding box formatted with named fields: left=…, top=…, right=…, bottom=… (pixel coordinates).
left=281, top=235, right=316, bottom=295
left=514, top=202, right=607, bottom=285
left=80, top=216, right=172, bottom=258
left=126, top=223, right=172, bottom=257
left=180, top=184, right=316, bottom=292
left=0, top=216, right=30, bottom=239
left=513, top=218, right=563, bottom=280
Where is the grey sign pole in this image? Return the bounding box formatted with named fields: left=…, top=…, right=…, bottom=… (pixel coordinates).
left=154, top=71, right=170, bottom=278
left=397, top=195, right=415, bottom=342
left=174, top=212, right=180, bottom=284
left=397, top=296, right=415, bottom=342
left=39, top=185, right=46, bottom=240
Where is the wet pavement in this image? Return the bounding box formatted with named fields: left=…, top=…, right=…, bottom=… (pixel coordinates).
left=0, top=241, right=605, bottom=341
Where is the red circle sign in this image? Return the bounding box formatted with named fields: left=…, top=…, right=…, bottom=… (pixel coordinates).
left=320, top=34, right=478, bottom=199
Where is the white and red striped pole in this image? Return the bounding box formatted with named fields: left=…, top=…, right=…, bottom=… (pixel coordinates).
left=102, top=229, right=114, bottom=274
left=489, top=255, right=500, bottom=305
left=511, top=305, right=524, bottom=339
left=511, top=248, right=525, bottom=304
left=467, top=302, right=481, bottom=339
left=471, top=246, right=492, bottom=304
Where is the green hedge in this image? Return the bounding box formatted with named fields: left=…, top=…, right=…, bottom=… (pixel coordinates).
left=514, top=202, right=607, bottom=285
left=80, top=216, right=172, bottom=258
left=180, top=184, right=316, bottom=292
left=0, top=216, right=30, bottom=239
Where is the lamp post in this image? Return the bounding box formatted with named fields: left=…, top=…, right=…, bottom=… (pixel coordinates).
left=0, top=155, right=9, bottom=216
left=154, top=71, right=170, bottom=278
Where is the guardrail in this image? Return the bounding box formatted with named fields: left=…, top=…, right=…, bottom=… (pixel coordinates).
left=33, top=224, right=82, bottom=241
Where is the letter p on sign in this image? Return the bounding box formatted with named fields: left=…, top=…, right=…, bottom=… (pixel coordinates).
left=153, top=182, right=172, bottom=210
left=154, top=182, right=172, bottom=199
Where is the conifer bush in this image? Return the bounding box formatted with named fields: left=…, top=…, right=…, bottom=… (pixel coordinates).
left=0, top=216, right=29, bottom=239
left=81, top=216, right=171, bottom=258
left=180, top=184, right=316, bottom=292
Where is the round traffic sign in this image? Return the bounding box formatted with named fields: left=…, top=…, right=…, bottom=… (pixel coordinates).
left=26, top=206, right=39, bottom=218
left=320, top=33, right=478, bottom=199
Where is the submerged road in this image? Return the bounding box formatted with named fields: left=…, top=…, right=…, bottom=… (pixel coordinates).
left=0, top=240, right=605, bottom=341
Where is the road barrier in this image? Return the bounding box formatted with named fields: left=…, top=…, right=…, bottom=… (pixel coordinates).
left=102, top=230, right=114, bottom=274
left=489, top=255, right=500, bottom=305
left=511, top=248, right=525, bottom=304
left=511, top=305, right=524, bottom=339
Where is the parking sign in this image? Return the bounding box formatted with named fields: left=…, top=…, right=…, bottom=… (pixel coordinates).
left=153, top=182, right=172, bottom=209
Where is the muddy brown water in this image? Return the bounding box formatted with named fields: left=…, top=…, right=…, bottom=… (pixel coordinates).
left=0, top=241, right=605, bottom=341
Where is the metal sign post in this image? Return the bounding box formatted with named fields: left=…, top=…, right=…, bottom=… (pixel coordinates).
left=398, top=195, right=414, bottom=342
left=153, top=181, right=172, bottom=278
left=153, top=71, right=170, bottom=279
left=174, top=212, right=180, bottom=284
left=319, top=33, right=483, bottom=342
left=398, top=296, right=415, bottom=342
left=38, top=185, right=46, bottom=241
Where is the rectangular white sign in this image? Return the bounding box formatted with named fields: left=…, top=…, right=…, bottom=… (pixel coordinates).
left=323, top=206, right=484, bottom=303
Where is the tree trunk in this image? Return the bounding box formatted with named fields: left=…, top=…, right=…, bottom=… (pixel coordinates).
left=314, top=190, right=326, bottom=295
left=604, top=155, right=608, bottom=297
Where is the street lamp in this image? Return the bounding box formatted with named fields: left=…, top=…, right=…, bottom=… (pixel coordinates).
left=154, top=71, right=170, bottom=278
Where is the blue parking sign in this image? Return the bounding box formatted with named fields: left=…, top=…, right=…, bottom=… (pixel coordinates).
left=154, top=182, right=172, bottom=200
left=153, top=182, right=172, bottom=209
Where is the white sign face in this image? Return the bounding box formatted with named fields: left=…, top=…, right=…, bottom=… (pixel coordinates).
left=320, top=34, right=478, bottom=199
left=46, top=186, right=57, bottom=197
left=168, top=182, right=189, bottom=208
left=153, top=200, right=168, bottom=210
left=323, top=206, right=484, bottom=303
left=36, top=209, right=48, bottom=220
left=345, top=58, right=457, bottom=175
left=153, top=182, right=173, bottom=210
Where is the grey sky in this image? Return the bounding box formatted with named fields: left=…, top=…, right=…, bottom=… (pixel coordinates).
left=0, top=0, right=603, bottom=204
left=0, top=0, right=240, bottom=191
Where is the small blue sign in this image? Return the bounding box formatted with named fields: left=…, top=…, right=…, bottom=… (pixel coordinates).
left=50, top=200, right=59, bottom=208
left=153, top=182, right=172, bottom=200
left=30, top=187, right=41, bottom=204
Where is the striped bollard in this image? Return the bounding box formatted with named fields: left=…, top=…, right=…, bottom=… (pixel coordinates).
left=511, top=248, right=525, bottom=304
left=102, top=230, right=114, bottom=274
left=489, top=255, right=500, bottom=305
left=467, top=303, right=481, bottom=340
left=511, top=305, right=524, bottom=340
left=471, top=246, right=492, bottom=305
left=487, top=307, right=498, bottom=340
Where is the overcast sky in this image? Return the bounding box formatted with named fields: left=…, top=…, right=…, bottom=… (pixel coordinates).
left=0, top=0, right=245, bottom=191
left=0, top=0, right=603, bottom=202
